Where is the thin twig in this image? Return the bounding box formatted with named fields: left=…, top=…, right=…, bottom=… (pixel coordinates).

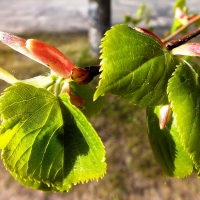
left=165, top=27, right=200, bottom=50
left=163, top=14, right=200, bottom=43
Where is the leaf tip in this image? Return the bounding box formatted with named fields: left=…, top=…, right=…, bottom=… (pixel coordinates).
left=93, top=93, right=99, bottom=102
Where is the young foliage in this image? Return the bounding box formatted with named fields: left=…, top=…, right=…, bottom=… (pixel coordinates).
left=147, top=106, right=193, bottom=178
left=168, top=62, right=200, bottom=170
left=94, top=24, right=179, bottom=106
left=0, top=82, right=106, bottom=191
left=1, top=0, right=200, bottom=191
left=124, top=3, right=151, bottom=28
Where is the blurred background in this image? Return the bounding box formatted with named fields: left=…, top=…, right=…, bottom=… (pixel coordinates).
left=0, top=0, right=200, bottom=200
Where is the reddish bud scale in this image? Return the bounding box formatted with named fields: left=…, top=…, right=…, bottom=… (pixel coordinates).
left=0, top=31, right=41, bottom=63
left=71, top=67, right=90, bottom=84
left=61, top=81, right=84, bottom=109
left=0, top=32, right=26, bottom=47
left=26, top=39, right=75, bottom=78
left=70, top=94, right=85, bottom=110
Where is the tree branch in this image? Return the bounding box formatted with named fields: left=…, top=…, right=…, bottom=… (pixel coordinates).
left=166, top=26, right=200, bottom=50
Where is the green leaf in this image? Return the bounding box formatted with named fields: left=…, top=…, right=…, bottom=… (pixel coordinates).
left=171, top=19, right=183, bottom=34
left=11, top=171, right=59, bottom=192
left=94, top=24, right=179, bottom=106
left=147, top=106, right=193, bottom=178
left=69, top=82, right=104, bottom=118
left=168, top=62, right=200, bottom=170
left=174, top=0, right=186, bottom=9
left=0, top=83, right=106, bottom=191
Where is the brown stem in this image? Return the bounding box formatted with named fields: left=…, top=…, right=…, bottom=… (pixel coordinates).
left=163, top=14, right=200, bottom=43
left=166, top=27, right=200, bottom=50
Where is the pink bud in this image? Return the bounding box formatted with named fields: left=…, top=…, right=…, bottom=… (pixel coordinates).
left=0, top=31, right=41, bottom=63
left=26, top=39, right=75, bottom=78
left=175, top=7, right=186, bottom=19
left=0, top=31, right=76, bottom=78
left=175, top=7, right=188, bottom=25
left=171, top=42, right=200, bottom=57
left=159, top=105, right=170, bottom=130
left=0, top=31, right=26, bottom=47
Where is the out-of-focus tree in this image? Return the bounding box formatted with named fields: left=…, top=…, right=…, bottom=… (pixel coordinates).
left=88, top=0, right=111, bottom=56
